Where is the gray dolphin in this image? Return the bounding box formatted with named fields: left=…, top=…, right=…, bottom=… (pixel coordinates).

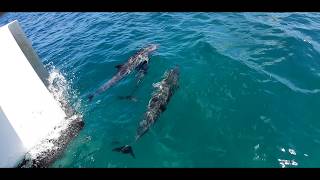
left=112, top=67, right=180, bottom=158
left=88, top=44, right=158, bottom=102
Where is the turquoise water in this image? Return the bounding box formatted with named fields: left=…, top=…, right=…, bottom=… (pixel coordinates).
left=2, top=12, right=320, bottom=168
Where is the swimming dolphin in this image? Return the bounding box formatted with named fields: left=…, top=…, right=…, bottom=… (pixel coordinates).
left=88, top=44, right=158, bottom=101
left=112, top=67, right=180, bottom=158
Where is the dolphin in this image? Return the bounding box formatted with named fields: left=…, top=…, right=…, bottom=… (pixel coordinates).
left=112, top=67, right=180, bottom=158
left=88, top=44, right=158, bottom=102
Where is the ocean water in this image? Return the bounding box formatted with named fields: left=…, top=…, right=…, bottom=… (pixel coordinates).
left=1, top=12, right=320, bottom=168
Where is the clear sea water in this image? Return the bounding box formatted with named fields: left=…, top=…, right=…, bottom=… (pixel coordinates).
left=1, top=12, right=320, bottom=168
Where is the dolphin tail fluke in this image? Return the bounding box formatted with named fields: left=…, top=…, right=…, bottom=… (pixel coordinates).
left=88, top=94, right=95, bottom=102
left=112, top=145, right=135, bottom=158
left=117, top=95, right=138, bottom=102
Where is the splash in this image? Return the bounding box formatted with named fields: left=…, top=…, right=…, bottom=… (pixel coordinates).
left=277, top=147, right=300, bottom=168
left=18, top=63, right=84, bottom=168
left=278, top=159, right=298, bottom=168
left=47, top=66, right=70, bottom=106
left=46, top=63, right=82, bottom=116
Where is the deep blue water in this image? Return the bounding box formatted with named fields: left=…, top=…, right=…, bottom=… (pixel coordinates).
left=1, top=12, right=320, bottom=167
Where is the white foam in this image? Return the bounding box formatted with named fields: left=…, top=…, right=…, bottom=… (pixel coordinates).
left=288, top=149, right=297, bottom=156
left=20, top=65, right=83, bottom=167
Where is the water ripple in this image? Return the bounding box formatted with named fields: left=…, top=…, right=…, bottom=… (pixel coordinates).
left=2, top=12, right=320, bottom=167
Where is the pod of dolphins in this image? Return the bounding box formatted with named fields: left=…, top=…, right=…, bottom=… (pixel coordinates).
left=88, top=44, right=179, bottom=158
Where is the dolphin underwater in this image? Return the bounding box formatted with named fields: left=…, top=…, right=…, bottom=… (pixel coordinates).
left=88, top=44, right=158, bottom=102
left=112, top=67, right=180, bottom=158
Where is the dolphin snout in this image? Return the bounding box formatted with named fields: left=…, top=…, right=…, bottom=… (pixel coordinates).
left=173, top=66, right=180, bottom=75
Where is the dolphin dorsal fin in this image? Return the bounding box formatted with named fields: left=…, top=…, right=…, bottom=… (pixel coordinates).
left=160, top=104, right=167, bottom=112
left=115, top=64, right=124, bottom=70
